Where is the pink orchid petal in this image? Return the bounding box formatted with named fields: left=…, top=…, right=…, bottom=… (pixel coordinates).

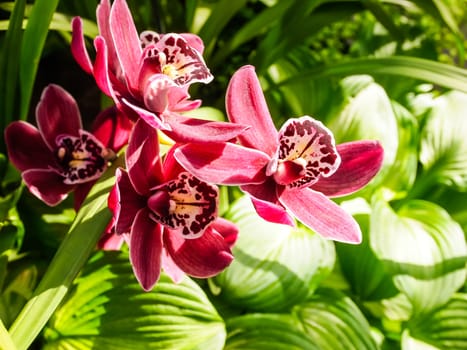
left=209, top=217, right=239, bottom=248
left=130, top=208, right=163, bottom=291
left=241, top=180, right=295, bottom=226
left=126, top=119, right=164, bottom=195
left=96, top=0, right=119, bottom=73
left=111, top=168, right=145, bottom=234
left=311, top=140, right=384, bottom=197
left=91, top=106, right=133, bottom=152
left=164, top=113, right=249, bottom=144
left=172, top=98, right=202, bottom=112
left=226, top=65, right=278, bottom=156
left=5, top=121, right=56, bottom=171
left=109, top=0, right=142, bottom=92
left=36, top=85, right=82, bottom=150
left=164, top=226, right=234, bottom=278
left=180, top=33, right=205, bottom=54
left=98, top=231, right=125, bottom=251
left=121, top=97, right=168, bottom=130
left=93, top=36, right=114, bottom=97
left=142, top=74, right=178, bottom=114
left=71, top=17, right=93, bottom=74
left=175, top=142, right=269, bottom=185
left=22, top=169, right=73, bottom=206
left=161, top=249, right=186, bottom=284
left=162, top=145, right=186, bottom=181
left=279, top=188, right=362, bottom=243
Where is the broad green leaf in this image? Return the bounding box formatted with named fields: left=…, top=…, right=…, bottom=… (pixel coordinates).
left=292, top=288, right=379, bottom=350
left=212, top=196, right=335, bottom=312
left=0, top=318, right=15, bottom=350
left=43, top=251, right=225, bottom=350
left=419, top=91, right=467, bottom=191
left=402, top=293, right=467, bottom=350
left=336, top=199, right=398, bottom=301
left=276, top=57, right=467, bottom=93
left=225, top=313, right=319, bottom=350
left=370, top=195, right=467, bottom=315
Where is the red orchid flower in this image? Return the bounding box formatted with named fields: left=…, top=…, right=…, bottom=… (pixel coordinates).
left=175, top=66, right=384, bottom=244
left=5, top=84, right=130, bottom=209
left=71, top=0, right=247, bottom=143
left=108, top=119, right=237, bottom=291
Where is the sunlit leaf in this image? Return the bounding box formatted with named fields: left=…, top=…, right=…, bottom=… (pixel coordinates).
left=212, top=196, right=335, bottom=312
left=292, top=288, right=379, bottom=350
left=370, top=195, right=467, bottom=315
left=419, top=90, right=467, bottom=191
left=225, top=313, right=319, bottom=350
left=43, top=251, right=225, bottom=350
left=402, top=293, right=467, bottom=350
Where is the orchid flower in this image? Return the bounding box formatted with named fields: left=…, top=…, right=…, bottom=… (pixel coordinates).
left=109, top=119, right=237, bottom=290
left=71, top=0, right=247, bottom=143
left=175, top=65, right=384, bottom=244
left=4, top=84, right=129, bottom=209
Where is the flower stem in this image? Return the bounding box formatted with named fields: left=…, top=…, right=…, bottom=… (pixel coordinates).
left=7, top=161, right=120, bottom=350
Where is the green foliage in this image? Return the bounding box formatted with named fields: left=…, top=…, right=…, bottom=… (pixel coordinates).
left=0, top=0, right=466, bottom=349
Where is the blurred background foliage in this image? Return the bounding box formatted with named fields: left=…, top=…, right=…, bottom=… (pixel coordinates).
left=0, top=0, right=467, bottom=349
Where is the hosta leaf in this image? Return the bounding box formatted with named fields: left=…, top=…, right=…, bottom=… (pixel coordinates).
left=336, top=199, right=398, bottom=301
left=213, top=196, right=335, bottom=312
left=402, top=293, right=467, bottom=350
left=225, top=313, right=319, bottom=350
left=419, top=91, right=467, bottom=191
left=43, top=251, right=225, bottom=350
left=370, top=195, right=467, bottom=315
left=292, top=288, right=379, bottom=350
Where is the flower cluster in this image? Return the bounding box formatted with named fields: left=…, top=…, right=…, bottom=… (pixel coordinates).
left=4, top=0, right=383, bottom=291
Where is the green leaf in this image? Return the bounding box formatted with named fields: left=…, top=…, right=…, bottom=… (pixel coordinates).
left=43, top=251, right=225, bottom=350
left=212, top=196, right=335, bottom=312
left=402, top=293, right=467, bottom=350
left=292, top=288, right=379, bottom=350
left=0, top=318, right=16, bottom=350
left=370, top=195, right=467, bottom=315
left=419, top=91, right=467, bottom=191
left=19, top=0, right=60, bottom=120
left=225, top=313, right=319, bottom=350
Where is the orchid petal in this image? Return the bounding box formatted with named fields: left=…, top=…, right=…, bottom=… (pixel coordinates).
left=93, top=36, right=114, bottom=97
left=130, top=208, right=163, bottom=291
left=241, top=180, right=295, bottom=226
left=121, top=97, right=168, bottom=130
left=111, top=168, right=145, bottom=234
left=109, top=0, right=142, bottom=91
left=5, top=121, right=56, bottom=171
left=311, top=140, right=384, bottom=197
left=180, top=33, right=205, bottom=54
left=175, top=142, right=269, bottom=185
left=98, top=231, right=125, bottom=251
left=164, top=225, right=234, bottom=278
left=126, top=119, right=164, bottom=195
left=96, top=0, right=119, bottom=72
left=22, top=169, right=73, bottom=206
left=161, top=249, right=186, bottom=283
left=70, top=17, right=93, bottom=74
left=275, top=116, right=341, bottom=189
left=279, top=188, right=362, bottom=243
left=91, top=106, right=133, bottom=152
left=210, top=217, right=239, bottom=248
left=164, top=113, right=249, bottom=144
left=36, top=85, right=82, bottom=150
left=142, top=74, right=178, bottom=114
left=226, top=65, right=278, bottom=156
left=148, top=172, right=218, bottom=238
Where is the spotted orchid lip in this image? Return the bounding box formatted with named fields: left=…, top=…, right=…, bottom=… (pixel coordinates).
left=56, top=130, right=109, bottom=185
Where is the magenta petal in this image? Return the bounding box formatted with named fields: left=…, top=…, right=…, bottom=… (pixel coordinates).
left=36, top=85, right=82, bottom=149
left=210, top=218, right=239, bottom=248
left=226, top=65, right=278, bottom=156
left=5, top=121, right=57, bottom=171
left=175, top=142, right=269, bottom=185
left=121, top=97, right=168, bottom=130
left=163, top=113, right=249, bottom=144
left=93, top=37, right=114, bottom=97
left=311, top=140, right=384, bottom=197
left=22, top=169, right=73, bottom=206
left=91, top=106, right=133, bottom=152
left=126, top=119, right=164, bottom=195
left=180, top=33, right=205, bottom=54
left=130, top=209, right=163, bottom=291
left=109, top=0, right=142, bottom=92
left=96, top=0, right=119, bottom=72
left=279, top=188, right=362, bottom=243
left=161, top=250, right=186, bottom=283
left=164, top=226, right=234, bottom=278
left=111, top=168, right=145, bottom=234
left=71, top=17, right=93, bottom=74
